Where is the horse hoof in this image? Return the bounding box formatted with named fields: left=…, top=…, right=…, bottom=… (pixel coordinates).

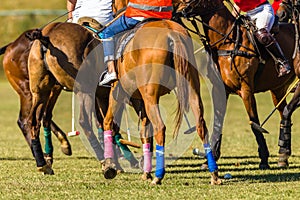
left=37, top=165, right=54, bottom=175
left=61, top=143, right=72, bottom=156
left=141, top=172, right=152, bottom=181
left=44, top=153, right=53, bottom=167
left=102, top=158, right=117, bottom=179
left=211, top=171, right=222, bottom=185
left=278, top=154, right=289, bottom=168
left=104, top=167, right=117, bottom=179
left=150, top=177, right=162, bottom=185
left=259, top=163, right=270, bottom=170
left=278, top=161, right=289, bottom=168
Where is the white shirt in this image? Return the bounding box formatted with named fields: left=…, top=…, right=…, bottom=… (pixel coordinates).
left=72, top=0, right=113, bottom=26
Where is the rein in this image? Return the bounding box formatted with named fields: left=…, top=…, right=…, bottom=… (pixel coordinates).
left=176, top=2, right=258, bottom=70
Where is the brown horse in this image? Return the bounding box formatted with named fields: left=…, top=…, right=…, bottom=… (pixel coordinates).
left=0, top=30, right=72, bottom=164
left=25, top=22, right=104, bottom=174
left=101, top=19, right=221, bottom=185
left=25, top=22, right=140, bottom=175
left=275, top=0, right=300, bottom=165
left=175, top=0, right=300, bottom=169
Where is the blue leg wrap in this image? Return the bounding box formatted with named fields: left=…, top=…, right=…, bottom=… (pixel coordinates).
left=204, top=143, right=218, bottom=172
left=43, top=127, right=53, bottom=155
left=155, top=145, right=165, bottom=179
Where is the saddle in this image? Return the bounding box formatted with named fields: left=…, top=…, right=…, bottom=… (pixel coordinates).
left=77, top=17, right=160, bottom=61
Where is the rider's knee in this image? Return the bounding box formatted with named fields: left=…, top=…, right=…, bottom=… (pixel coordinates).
left=254, top=28, right=274, bottom=46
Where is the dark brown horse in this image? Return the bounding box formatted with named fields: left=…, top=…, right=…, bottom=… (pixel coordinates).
left=101, top=19, right=221, bottom=185
left=175, top=0, right=300, bottom=169
left=275, top=0, right=300, bottom=166
left=0, top=30, right=72, bottom=164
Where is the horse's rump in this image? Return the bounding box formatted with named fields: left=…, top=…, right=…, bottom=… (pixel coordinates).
left=29, top=22, right=103, bottom=91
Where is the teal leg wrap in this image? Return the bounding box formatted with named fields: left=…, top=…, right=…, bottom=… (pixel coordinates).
left=43, top=127, right=53, bottom=155
left=114, top=133, right=134, bottom=161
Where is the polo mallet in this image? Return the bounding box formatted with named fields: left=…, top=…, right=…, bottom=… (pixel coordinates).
left=67, top=93, right=80, bottom=136
left=250, top=79, right=300, bottom=133
left=123, top=104, right=131, bottom=141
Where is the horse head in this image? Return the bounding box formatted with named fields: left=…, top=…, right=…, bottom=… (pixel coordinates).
left=277, top=0, right=294, bottom=22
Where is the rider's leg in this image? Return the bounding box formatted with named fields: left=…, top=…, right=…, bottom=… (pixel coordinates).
left=255, top=28, right=291, bottom=77
left=98, top=15, right=140, bottom=85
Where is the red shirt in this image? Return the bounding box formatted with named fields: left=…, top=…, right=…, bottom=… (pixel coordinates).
left=272, top=0, right=282, bottom=14
left=234, top=0, right=268, bottom=12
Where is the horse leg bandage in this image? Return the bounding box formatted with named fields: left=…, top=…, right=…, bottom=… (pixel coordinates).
left=43, top=127, right=53, bottom=155
left=31, top=138, right=46, bottom=167
left=143, top=143, right=152, bottom=173
left=114, top=133, right=134, bottom=161
left=155, top=145, right=165, bottom=179
left=204, top=143, right=218, bottom=172
left=104, top=130, right=114, bottom=159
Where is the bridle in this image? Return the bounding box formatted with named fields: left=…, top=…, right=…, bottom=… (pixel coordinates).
left=174, top=0, right=258, bottom=71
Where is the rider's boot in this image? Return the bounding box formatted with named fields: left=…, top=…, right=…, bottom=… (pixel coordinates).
left=255, top=28, right=291, bottom=77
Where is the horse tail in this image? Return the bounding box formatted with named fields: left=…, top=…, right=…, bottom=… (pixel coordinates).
left=0, top=43, right=10, bottom=55
left=169, top=30, right=194, bottom=139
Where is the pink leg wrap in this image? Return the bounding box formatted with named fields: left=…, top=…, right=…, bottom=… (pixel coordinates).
left=104, top=130, right=114, bottom=159
left=143, top=143, right=152, bottom=173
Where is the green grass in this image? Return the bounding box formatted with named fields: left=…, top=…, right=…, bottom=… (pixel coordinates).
left=1, top=0, right=300, bottom=199
left=1, top=76, right=300, bottom=199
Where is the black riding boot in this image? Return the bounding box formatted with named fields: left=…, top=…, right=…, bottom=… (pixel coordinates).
left=255, top=28, right=291, bottom=77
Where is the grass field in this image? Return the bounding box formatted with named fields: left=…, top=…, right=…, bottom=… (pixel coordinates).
left=1, top=74, right=300, bottom=199
left=2, top=0, right=300, bottom=199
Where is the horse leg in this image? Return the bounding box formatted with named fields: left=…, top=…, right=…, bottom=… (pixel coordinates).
left=102, top=87, right=124, bottom=179
left=139, top=88, right=165, bottom=185
left=188, top=70, right=221, bottom=185
left=130, top=98, right=153, bottom=181
left=17, top=93, right=33, bottom=149
left=201, top=89, right=229, bottom=170
left=241, top=89, right=270, bottom=169
left=112, top=103, right=139, bottom=170
left=49, top=121, right=72, bottom=156
left=77, top=91, right=106, bottom=166
left=43, top=85, right=72, bottom=160
left=270, top=89, right=290, bottom=167
left=28, top=90, right=54, bottom=175
left=27, top=40, right=54, bottom=175
left=278, top=85, right=300, bottom=167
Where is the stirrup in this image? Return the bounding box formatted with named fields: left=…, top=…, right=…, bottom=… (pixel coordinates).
left=278, top=61, right=291, bottom=77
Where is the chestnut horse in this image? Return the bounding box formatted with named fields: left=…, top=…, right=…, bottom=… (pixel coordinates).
left=175, top=0, right=300, bottom=169
left=0, top=30, right=72, bottom=164
left=100, top=19, right=221, bottom=185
